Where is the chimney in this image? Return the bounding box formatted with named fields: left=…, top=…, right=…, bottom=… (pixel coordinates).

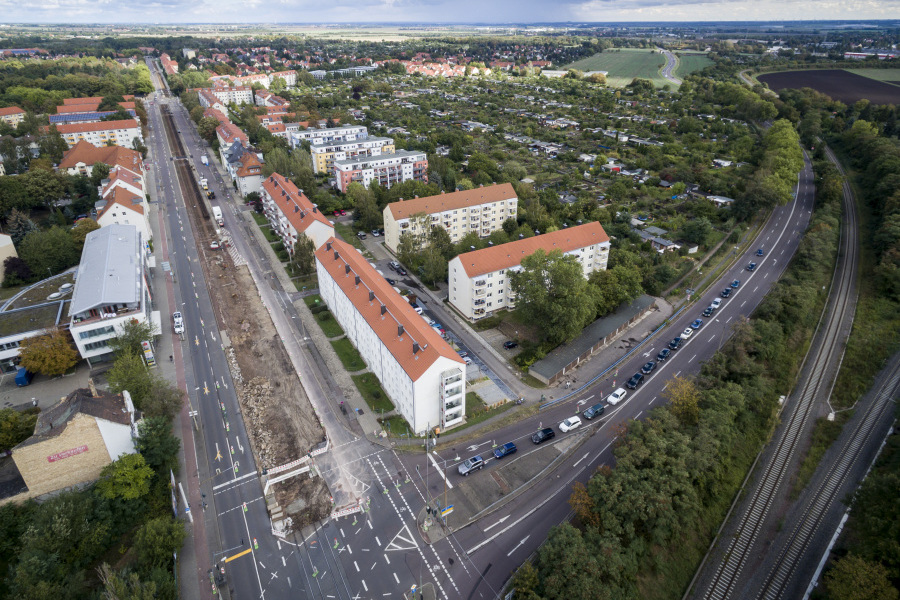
left=326, top=241, right=332, bottom=251
left=334, top=251, right=340, bottom=260
left=398, top=325, right=404, bottom=337
left=369, top=290, right=375, bottom=301
left=381, top=304, right=387, bottom=315
left=413, top=342, right=420, bottom=354
left=345, top=265, right=351, bottom=274
left=355, top=275, right=361, bottom=285
left=88, top=378, right=99, bottom=398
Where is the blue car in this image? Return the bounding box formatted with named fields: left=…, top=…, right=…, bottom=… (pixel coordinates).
left=691, top=319, right=703, bottom=329
left=657, top=348, right=671, bottom=362
left=493, top=442, right=517, bottom=459
left=756, top=248, right=765, bottom=256
left=731, top=279, right=741, bottom=288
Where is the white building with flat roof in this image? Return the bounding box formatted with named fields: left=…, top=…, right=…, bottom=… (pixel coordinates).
left=316, top=238, right=465, bottom=434
left=448, top=222, right=610, bottom=321
left=290, top=125, right=369, bottom=149
left=383, top=183, right=518, bottom=254
left=68, top=224, right=160, bottom=365
left=333, top=150, right=427, bottom=193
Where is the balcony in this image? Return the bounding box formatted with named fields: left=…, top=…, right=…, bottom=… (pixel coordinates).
left=444, top=400, right=462, bottom=410
left=474, top=279, right=486, bottom=287
left=443, top=374, right=462, bottom=385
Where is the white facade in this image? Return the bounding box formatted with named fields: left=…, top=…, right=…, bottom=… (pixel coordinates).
left=261, top=173, right=335, bottom=251
left=316, top=239, right=465, bottom=434
left=290, top=125, right=368, bottom=149
left=333, top=150, right=427, bottom=193
left=310, top=136, right=395, bottom=174
left=448, top=223, right=611, bottom=321
left=97, top=196, right=151, bottom=246
left=56, top=120, right=143, bottom=149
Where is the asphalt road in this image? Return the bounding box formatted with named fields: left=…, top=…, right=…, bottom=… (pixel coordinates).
left=659, top=49, right=682, bottom=85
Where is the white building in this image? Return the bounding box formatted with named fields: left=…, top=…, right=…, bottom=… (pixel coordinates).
left=69, top=225, right=160, bottom=365
left=448, top=222, right=610, bottom=321
left=333, top=150, right=427, bottom=193
left=383, top=183, right=518, bottom=254
left=261, top=173, right=335, bottom=251
left=290, top=125, right=369, bottom=149
left=96, top=187, right=151, bottom=245
left=54, top=120, right=143, bottom=150
left=310, top=136, right=396, bottom=174
left=198, top=86, right=253, bottom=107
left=316, top=238, right=465, bottom=434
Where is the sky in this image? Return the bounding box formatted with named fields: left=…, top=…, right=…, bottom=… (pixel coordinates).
left=0, top=0, right=898, bottom=25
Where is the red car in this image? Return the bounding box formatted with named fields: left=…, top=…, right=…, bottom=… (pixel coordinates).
left=333, top=210, right=340, bottom=216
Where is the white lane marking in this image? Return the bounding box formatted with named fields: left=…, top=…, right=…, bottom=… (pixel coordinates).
left=428, top=452, right=453, bottom=489
left=572, top=452, right=589, bottom=468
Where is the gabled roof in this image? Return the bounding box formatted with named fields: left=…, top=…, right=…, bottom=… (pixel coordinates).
left=316, top=237, right=462, bottom=381
left=386, top=183, right=516, bottom=221
left=54, top=119, right=139, bottom=134
left=0, top=106, right=25, bottom=116
left=262, top=173, right=332, bottom=235
left=455, top=222, right=610, bottom=278
left=69, top=224, right=141, bottom=316
left=98, top=186, right=144, bottom=217
left=236, top=152, right=263, bottom=178
left=58, top=140, right=143, bottom=172
left=15, top=387, right=131, bottom=448
left=216, top=122, right=248, bottom=146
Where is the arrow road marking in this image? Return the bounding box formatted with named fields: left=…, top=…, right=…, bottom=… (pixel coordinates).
left=483, top=515, right=509, bottom=532
left=507, top=535, right=530, bottom=557
left=466, top=440, right=492, bottom=452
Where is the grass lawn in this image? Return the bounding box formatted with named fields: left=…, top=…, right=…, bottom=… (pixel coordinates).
left=353, top=372, right=394, bottom=413
left=251, top=211, right=268, bottom=226
left=379, top=414, right=416, bottom=438
left=314, top=310, right=345, bottom=338
left=674, top=53, right=714, bottom=78
left=331, top=338, right=366, bottom=371
left=846, top=68, right=900, bottom=83
left=466, top=391, right=486, bottom=411
left=334, top=222, right=365, bottom=250
left=304, top=294, right=323, bottom=308
left=292, top=275, right=318, bottom=292
left=564, top=48, right=668, bottom=87
left=447, top=400, right=516, bottom=435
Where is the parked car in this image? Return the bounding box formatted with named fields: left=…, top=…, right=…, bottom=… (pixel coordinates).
left=385, top=278, right=396, bottom=286
left=626, top=373, right=645, bottom=390
left=702, top=306, right=714, bottom=317
left=389, top=261, right=400, bottom=271
left=711, top=298, right=722, bottom=309
left=493, top=442, right=517, bottom=459
left=746, top=262, right=757, bottom=271
left=462, top=356, right=473, bottom=365
left=721, top=288, right=732, bottom=298
left=583, top=403, right=606, bottom=420
left=682, top=327, right=694, bottom=339
left=641, top=361, right=656, bottom=374
left=340, top=209, right=347, bottom=216
left=458, top=351, right=468, bottom=358
left=731, top=279, right=741, bottom=288
left=657, top=348, right=671, bottom=362
left=333, top=210, right=341, bottom=216
left=532, top=428, right=556, bottom=444
left=172, top=311, right=184, bottom=335
left=357, top=231, right=367, bottom=240
left=559, top=416, right=582, bottom=433
left=606, top=387, right=627, bottom=405
left=15, top=367, right=34, bottom=387
left=691, top=319, right=703, bottom=329
left=668, top=337, right=683, bottom=350
left=756, top=248, right=765, bottom=256
left=503, top=340, right=519, bottom=350
left=458, top=455, right=484, bottom=476
left=397, top=267, right=407, bottom=276
left=209, top=240, right=220, bottom=250
left=371, top=229, right=380, bottom=236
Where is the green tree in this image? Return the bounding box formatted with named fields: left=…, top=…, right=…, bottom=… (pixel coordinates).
left=107, top=349, right=154, bottom=410
left=681, top=217, right=713, bottom=246
left=664, top=375, right=701, bottom=427
left=97, top=564, right=158, bottom=600
left=511, top=561, right=543, bottom=600
left=70, top=218, right=101, bottom=252
left=21, top=169, right=65, bottom=209
left=108, top=319, right=159, bottom=356
left=510, top=249, right=598, bottom=344
left=19, top=226, right=80, bottom=277
left=90, top=162, right=111, bottom=188
left=144, top=377, right=184, bottom=421
left=536, top=523, right=609, bottom=600
left=136, top=417, right=180, bottom=474
left=589, top=265, right=644, bottom=316
left=133, top=516, right=186, bottom=570
left=197, top=117, right=220, bottom=144
left=291, top=235, right=317, bottom=277
left=0, top=407, right=38, bottom=451
left=2, top=256, right=32, bottom=286
left=420, top=246, right=447, bottom=285
left=96, top=453, right=153, bottom=501
left=6, top=207, right=39, bottom=245
left=824, top=555, right=898, bottom=600
left=18, top=328, right=79, bottom=376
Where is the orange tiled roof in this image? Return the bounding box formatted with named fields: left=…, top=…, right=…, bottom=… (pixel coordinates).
left=0, top=106, right=25, bottom=116
left=456, top=222, right=609, bottom=278
left=236, top=152, right=263, bottom=178
left=386, top=183, right=516, bottom=221
left=98, top=186, right=144, bottom=218
left=54, top=119, right=138, bottom=134
left=262, top=173, right=332, bottom=235
left=58, top=140, right=143, bottom=172
left=316, top=237, right=462, bottom=381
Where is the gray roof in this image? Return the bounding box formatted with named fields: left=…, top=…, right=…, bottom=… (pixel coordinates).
left=530, top=295, right=656, bottom=381
left=15, top=387, right=131, bottom=449
left=69, top=224, right=142, bottom=316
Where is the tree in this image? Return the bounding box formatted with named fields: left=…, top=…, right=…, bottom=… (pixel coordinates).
left=0, top=407, right=38, bottom=451
left=536, top=523, right=609, bottom=600
left=108, top=319, right=159, bottom=356
left=39, top=128, right=69, bottom=164
left=18, top=328, right=79, bottom=376
left=197, top=117, right=220, bottom=144
left=107, top=350, right=154, bottom=410
left=21, top=169, right=64, bottom=209
left=6, top=208, right=39, bottom=245
left=2, top=256, right=32, bottom=287
left=19, top=226, right=80, bottom=277
left=509, top=249, right=598, bottom=344
left=96, top=453, right=153, bottom=501
left=511, top=562, right=543, bottom=600
left=681, top=217, right=713, bottom=246
left=663, top=375, right=700, bottom=427
left=90, top=162, right=111, bottom=188
left=420, top=246, right=447, bottom=285
left=291, top=235, right=316, bottom=277
left=133, top=516, right=186, bottom=571
left=136, top=417, right=180, bottom=474
left=97, top=564, right=158, bottom=600
left=824, top=555, right=898, bottom=600
left=70, top=218, right=100, bottom=252
left=590, top=265, right=644, bottom=316
left=143, top=377, right=184, bottom=421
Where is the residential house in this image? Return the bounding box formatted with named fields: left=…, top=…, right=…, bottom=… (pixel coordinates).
left=333, top=150, right=427, bottom=194
left=310, top=136, right=395, bottom=174
left=57, top=141, right=143, bottom=177
left=53, top=120, right=143, bottom=150
left=261, top=173, right=334, bottom=252
left=0, top=106, right=26, bottom=127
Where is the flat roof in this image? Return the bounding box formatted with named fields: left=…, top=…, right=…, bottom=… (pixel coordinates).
left=69, top=224, right=141, bottom=316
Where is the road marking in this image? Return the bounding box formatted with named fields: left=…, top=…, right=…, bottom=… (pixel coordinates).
left=572, top=452, right=589, bottom=468
left=362, top=580, right=368, bottom=592
left=507, top=535, right=530, bottom=557
left=372, top=562, right=377, bottom=570
left=354, top=561, right=359, bottom=572
left=428, top=452, right=453, bottom=489
left=708, top=335, right=715, bottom=343
left=675, top=370, right=681, bottom=377
left=347, top=545, right=352, bottom=554
left=281, top=556, right=286, bottom=567
left=726, top=316, right=733, bottom=324
left=224, top=548, right=252, bottom=563
left=483, top=515, right=509, bottom=532
left=340, top=528, right=345, bottom=537
left=689, top=354, right=696, bottom=363
left=375, top=536, right=381, bottom=546
left=384, top=554, right=390, bottom=564
left=213, top=471, right=256, bottom=490
left=394, top=573, right=400, bottom=584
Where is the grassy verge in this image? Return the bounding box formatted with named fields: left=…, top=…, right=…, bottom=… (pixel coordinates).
left=314, top=310, right=345, bottom=338
left=449, top=401, right=516, bottom=434
left=378, top=414, right=415, bottom=437
left=292, top=275, right=317, bottom=291
left=521, top=374, right=547, bottom=389
left=251, top=211, right=268, bottom=226
left=330, top=338, right=366, bottom=371
left=334, top=222, right=365, bottom=250
left=466, top=391, right=486, bottom=411
left=304, top=294, right=323, bottom=308
left=352, top=372, right=394, bottom=413
left=791, top=412, right=849, bottom=500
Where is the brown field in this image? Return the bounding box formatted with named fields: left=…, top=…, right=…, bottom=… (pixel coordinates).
left=758, top=69, right=900, bottom=105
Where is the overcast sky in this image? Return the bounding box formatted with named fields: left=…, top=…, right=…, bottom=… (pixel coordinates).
left=1, top=0, right=898, bottom=25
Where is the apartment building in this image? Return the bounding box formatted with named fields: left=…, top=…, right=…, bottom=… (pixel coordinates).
left=310, top=137, right=395, bottom=174
left=316, top=238, right=465, bottom=434
left=333, top=150, right=427, bottom=194
left=448, top=222, right=610, bottom=321
left=0, top=106, right=26, bottom=127
left=383, top=183, right=517, bottom=254
left=58, top=140, right=143, bottom=177
left=69, top=224, right=159, bottom=365
left=234, top=152, right=264, bottom=197
left=290, top=125, right=368, bottom=149
left=198, top=86, right=253, bottom=108
left=53, top=120, right=143, bottom=149
left=261, top=173, right=334, bottom=252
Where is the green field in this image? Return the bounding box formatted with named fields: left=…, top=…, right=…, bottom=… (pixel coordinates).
left=564, top=48, right=669, bottom=87
left=846, top=68, right=900, bottom=84
left=674, top=53, right=714, bottom=78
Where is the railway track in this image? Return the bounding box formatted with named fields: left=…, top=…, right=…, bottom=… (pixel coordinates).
left=159, top=104, right=213, bottom=229
left=698, top=148, right=859, bottom=600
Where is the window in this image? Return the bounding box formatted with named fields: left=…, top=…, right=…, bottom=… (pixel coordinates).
left=79, top=325, right=115, bottom=340
left=84, top=339, right=110, bottom=351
